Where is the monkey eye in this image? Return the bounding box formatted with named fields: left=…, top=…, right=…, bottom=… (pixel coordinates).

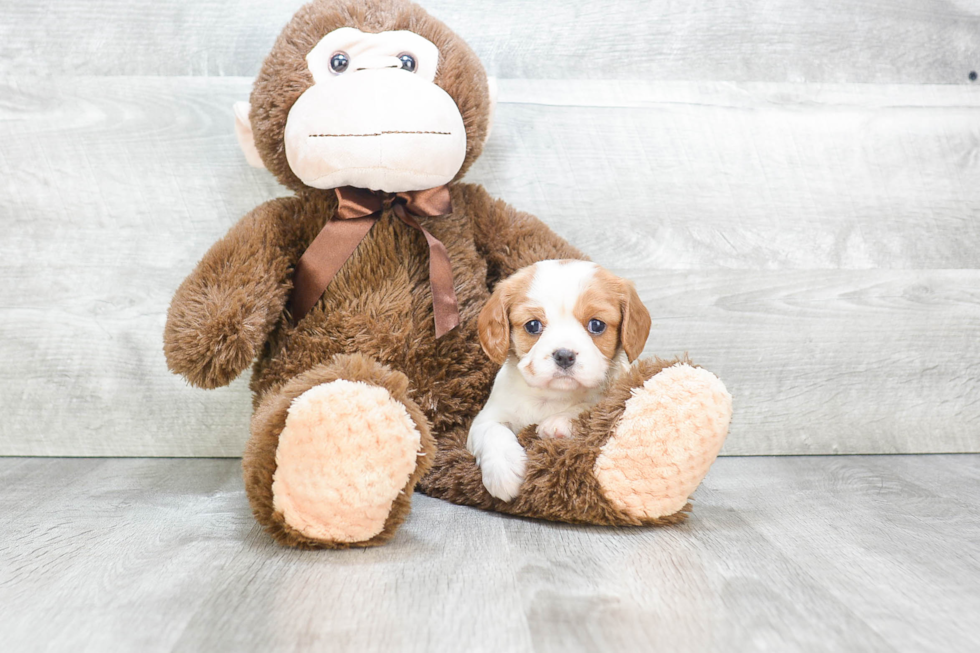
left=329, top=52, right=349, bottom=74
left=398, top=53, right=417, bottom=73
left=587, top=319, right=606, bottom=335
left=524, top=320, right=543, bottom=336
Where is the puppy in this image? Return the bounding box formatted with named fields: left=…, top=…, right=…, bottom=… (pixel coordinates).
left=468, top=260, right=652, bottom=501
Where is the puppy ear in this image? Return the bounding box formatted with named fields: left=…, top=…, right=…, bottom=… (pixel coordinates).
left=478, top=283, right=511, bottom=365
left=620, top=280, right=651, bottom=363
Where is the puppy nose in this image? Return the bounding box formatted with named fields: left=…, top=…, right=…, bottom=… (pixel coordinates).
left=553, top=348, right=576, bottom=369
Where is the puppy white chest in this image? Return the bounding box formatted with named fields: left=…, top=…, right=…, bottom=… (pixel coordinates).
left=491, top=363, right=600, bottom=432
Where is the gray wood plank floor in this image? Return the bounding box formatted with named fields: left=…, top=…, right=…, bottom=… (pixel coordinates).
left=1, top=456, right=977, bottom=652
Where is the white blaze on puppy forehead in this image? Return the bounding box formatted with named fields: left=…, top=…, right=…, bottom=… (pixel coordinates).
left=526, top=260, right=598, bottom=315
left=515, top=259, right=615, bottom=392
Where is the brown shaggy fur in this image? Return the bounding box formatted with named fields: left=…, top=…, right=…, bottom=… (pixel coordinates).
left=417, top=357, right=694, bottom=527
left=164, top=0, right=703, bottom=547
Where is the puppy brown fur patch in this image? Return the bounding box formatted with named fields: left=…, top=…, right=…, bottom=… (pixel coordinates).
left=591, top=268, right=651, bottom=362
left=573, top=283, right=623, bottom=361
left=478, top=264, right=535, bottom=363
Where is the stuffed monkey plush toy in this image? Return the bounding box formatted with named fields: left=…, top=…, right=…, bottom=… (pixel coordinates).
left=164, top=0, right=733, bottom=548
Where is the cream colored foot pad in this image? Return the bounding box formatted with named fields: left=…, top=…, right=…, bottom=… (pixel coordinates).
left=595, top=364, right=732, bottom=519
left=272, top=380, right=421, bottom=543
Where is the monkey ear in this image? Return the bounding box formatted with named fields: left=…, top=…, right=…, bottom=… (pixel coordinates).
left=478, top=282, right=511, bottom=365
left=483, top=76, right=498, bottom=144
left=620, top=281, right=652, bottom=363
left=233, top=101, right=266, bottom=169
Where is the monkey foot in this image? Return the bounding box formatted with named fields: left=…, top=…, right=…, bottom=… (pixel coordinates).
left=271, top=379, right=423, bottom=543
left=594, top=364, right=732, bottom=520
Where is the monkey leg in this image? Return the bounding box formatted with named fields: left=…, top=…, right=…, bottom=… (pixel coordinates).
left=243, top=353, right=434, bottom=548
left=419, top=359, right=731, bottom=526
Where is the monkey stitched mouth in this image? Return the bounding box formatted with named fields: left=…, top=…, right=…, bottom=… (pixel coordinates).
left=309, top=130, right=451, bottom=137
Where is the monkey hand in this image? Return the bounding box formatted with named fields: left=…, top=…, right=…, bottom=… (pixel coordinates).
left=163, top=200, right=297, bottom=389
left=163, top=275, right=274, bottom=390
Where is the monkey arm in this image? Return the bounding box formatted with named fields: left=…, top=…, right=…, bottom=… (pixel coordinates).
left=164, top=198, right=303, bottom=389
left=459, top=184, right=589, bottom=289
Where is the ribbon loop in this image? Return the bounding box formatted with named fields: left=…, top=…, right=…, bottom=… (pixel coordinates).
left=288, top=185, right=461, bottom=338
left=335, top=186, right=384, bottom=220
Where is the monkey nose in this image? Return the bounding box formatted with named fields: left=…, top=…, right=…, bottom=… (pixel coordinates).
left=553, top=349, right=576, bottom=369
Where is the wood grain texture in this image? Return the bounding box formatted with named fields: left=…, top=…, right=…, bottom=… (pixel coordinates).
left=2, top=456, right=978, bottom=652
left=5, top=78, right=979, bottom=270
left=633, top=269, right=980, bottom=455
left=2, top=0, right=979, bottom=83
left=1, top=76, right=979, bottom=455
left=697, top=456, right=980, bottom=652
left=478, top=80, right=980, bottom=270
left=3, top=268, right=977, bottom=456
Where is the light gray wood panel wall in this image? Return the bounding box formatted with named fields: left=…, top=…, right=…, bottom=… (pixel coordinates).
left=2, top=0, right=980, bottom=83
left=477, top=81, right=980, bottom=269
left=1, top=76, right=978, bottom=456
left=1, top=1, right=978, bottom=455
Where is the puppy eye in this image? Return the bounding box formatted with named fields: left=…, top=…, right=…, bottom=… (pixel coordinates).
left=587, top=319, right=606, bottom=335
left=398, top=53, right=417, bottom=72
left=524, top=320, right=543, bottom=335
left=329, top=52, right=350, bottom=73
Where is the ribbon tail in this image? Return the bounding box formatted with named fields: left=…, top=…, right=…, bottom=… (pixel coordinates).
left=424, top=233, right=461, bottom=338
left=288, top=216, right=377, bottom=323
left=393, top=205, right=460, bottom=338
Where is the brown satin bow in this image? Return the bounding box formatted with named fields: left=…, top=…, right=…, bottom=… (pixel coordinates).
left=288, top=185, right=460, bottom=338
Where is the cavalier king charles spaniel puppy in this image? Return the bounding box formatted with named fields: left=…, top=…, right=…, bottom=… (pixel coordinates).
left=468, top=260, right=652, bottom=501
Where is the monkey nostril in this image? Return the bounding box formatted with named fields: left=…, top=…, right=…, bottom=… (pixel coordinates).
left=553, top=348, right=576, bottom=369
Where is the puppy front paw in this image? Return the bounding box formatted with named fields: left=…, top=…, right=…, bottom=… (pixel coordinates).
left=479, top=441, right=527, bottom=502
left=537, top=413, right=574, bottom=439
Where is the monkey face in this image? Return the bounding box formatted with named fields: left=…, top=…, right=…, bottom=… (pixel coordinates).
left=240, top=0, right=492, bottom=193
left=282, top=28, right=467, bottom=193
